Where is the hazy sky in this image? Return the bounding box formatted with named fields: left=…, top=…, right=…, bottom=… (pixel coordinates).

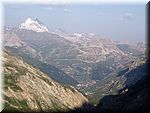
left=4, top=3, right=146, bottom=43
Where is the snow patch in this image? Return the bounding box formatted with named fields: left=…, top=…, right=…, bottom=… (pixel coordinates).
left=19, top=18, right=49, bottom=32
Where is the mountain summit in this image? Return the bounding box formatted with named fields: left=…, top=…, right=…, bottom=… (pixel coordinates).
left=19, top=18, right=49, bottom=32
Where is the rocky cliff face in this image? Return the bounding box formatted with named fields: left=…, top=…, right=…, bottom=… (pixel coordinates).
left=2, top=50, right=88, bottom=112
left=96, top=61, right=149, bottom=113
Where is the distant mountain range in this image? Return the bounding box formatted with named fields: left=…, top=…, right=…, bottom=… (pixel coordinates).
left=4, top=18, right=146, bottom=85
left=2, top=18, right=148, bottom=112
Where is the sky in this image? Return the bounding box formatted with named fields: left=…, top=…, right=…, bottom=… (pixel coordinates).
left=3, top=3, right=146, bottom=43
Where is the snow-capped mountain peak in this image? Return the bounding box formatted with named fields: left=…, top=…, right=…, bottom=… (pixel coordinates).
left=19, top=18, right=49, bottom=32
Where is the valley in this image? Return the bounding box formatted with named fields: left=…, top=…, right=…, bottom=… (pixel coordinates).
left=2, top=18, right=147, bottom=112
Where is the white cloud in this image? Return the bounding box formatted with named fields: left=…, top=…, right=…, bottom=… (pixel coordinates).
left=63, top=8, right=72, bottom=13
left=123, top=13, right=134, bottom=20
left=117, top=12, right=134, bottom=21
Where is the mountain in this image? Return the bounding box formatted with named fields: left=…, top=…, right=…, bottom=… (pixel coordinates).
left=4, top=29, right=78, bottom=86
left=80, top=56, right=146, bottom=104
left=2, top=49, right=148, bottom=113
left=19, top=18, right=49, bottom=32
left=3, top=28, right=37, bottom=56
left=3, top=18, right=146, bottom=107
left=97, top=61, right=149, bottom=113
left=3, top=22, right=145, bottom=86
left=2, top=17, right=147, bottom=112
left=4, top=29, right=24, bottom=48
left=116, top=43, right=145, bottom=57
left=2, top=50, right=88, bottom=112
left=5, top=46, right=78, bottom=86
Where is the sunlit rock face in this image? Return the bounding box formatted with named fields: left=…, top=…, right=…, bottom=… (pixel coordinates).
left=3, top=51, right=88, bottom=112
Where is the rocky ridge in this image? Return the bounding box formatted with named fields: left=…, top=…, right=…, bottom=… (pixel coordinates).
left=3, top=50, right=88, bottom=112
